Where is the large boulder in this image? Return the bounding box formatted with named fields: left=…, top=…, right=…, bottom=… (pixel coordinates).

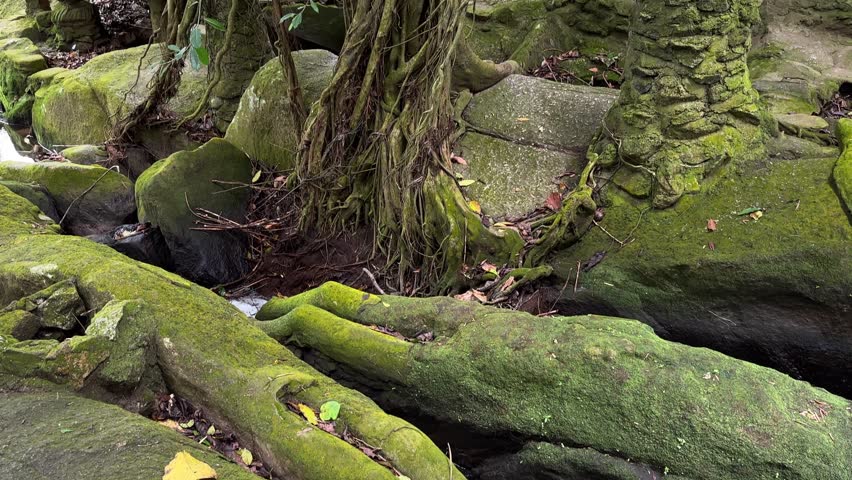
left=135, top=138, right=252, bottom=286
left=31, top=45, right=207, bottom=148
left=225, top=49, right=337, bottom=171
left=0, top=387, right=258, bottom=480
left=0, top=37, right=47, bottom=124
left=551, top=153, right=852, bottom=397
left=0, top=161, right=135, bottom=235
left=455, top=76, right=617, bottom=218
left=0, top=1, right=41, bottom=42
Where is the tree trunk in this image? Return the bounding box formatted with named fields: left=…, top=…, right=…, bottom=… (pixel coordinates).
left=590, top=0, right=768, bottom=207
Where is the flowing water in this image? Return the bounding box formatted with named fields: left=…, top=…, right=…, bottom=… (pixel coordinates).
left=0, top=120, right=32, bottom=162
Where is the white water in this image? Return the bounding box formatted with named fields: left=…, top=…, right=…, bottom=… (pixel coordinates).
left=0, top=126, right=32, bottom=163
left=230, top=295, right=269, bottom=317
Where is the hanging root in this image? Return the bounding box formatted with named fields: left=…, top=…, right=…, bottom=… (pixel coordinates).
left=294, top=0, right=521, bottom=293
left=110, top=0, right=198, bottom=142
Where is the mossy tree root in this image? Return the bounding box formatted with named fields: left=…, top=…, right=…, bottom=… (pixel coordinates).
left=0, top=186, right=463, bottom=480
left=256, top=282, right=852, bottom=480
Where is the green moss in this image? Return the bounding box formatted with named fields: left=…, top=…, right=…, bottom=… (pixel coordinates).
left=257, top=281, right=852, bottom=479
left=225, top=50, right=337, bottom=171
left=0, top=183, right=460, bottom=480
left=0, top=389, right=259, bottom=479
left=835, top=119, right=852, bottom=214
left=0, top=37, right=47, bottom=124
left=31, top=45, right=207, bottom=148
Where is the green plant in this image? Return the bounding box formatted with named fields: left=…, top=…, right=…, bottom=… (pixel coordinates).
left=168, top=16, right=226, bottom=71
left=279, top=0, right=319, bottom=31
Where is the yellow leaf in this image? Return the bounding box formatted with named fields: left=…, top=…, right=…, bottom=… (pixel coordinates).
left=239, top=448, right=253, bottom=466
left=158, top=419, right=181, bottom=432
left=468, top=200, right=481, bottom=214
left=298, top=403, right=318, bottom=425
left=458, top=179, right=476, bottom=187
left=517, top=117, right=530, bottom=122
left=163, top=451, right=217, bottom=480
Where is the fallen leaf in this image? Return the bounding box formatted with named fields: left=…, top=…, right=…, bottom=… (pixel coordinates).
left=545, top=192, right=562, bottom=211
left=206, top=425, right=216, bottom=436
left=480, top=260, right=498, bottom=273
left=239, top=448, right=253, bottom=466
left=298, top=404, right=318, bottom=425
left=163, top=451, right=218, bottom=480
left=708, top=241, right=716, bottom=251
left=516, top=117, right=530, bottom=122
left=450, top=154, right=467, bottom=166
left=749, top=210, right=763, bottom=221
left=588, top=67, right=599, bottom=73
left=468, top=200, right=482, bottom=214
left=251, top=170, right=262, bottom=183
left=458, top=179, right=476, bottom=187
left=499, top=276, right=516, bottom=293
left=159, top=419, right=182, bottom=431
left=320, top=401, right=341, bottom=421
left=735, top=207, right=763, bottom=216
left=707, top=219, right=717, bottom=232
left=179, top=419, right=195, bottom=429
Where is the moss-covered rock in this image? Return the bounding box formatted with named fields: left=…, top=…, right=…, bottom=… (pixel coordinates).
left=0, top=183, right=463, bottom=480
left=3, top=279, right=86, bottom=331
left=549, top=154, right=852, bottom=397
left=135, top=138, right=251, bottom=286
left=0, top=37, right=47, bottom=124
left=0, top=160, right=135, bottom=235
left=0, top=1, right=41, bottom=42
left=464, top=75, right=618, bottom=151
left=46, top=0, right=107, bottom=52
left=0, top=388, right=260, bottom=480
left=60, top=144, right=108, bottom=165
left=31, top=44, right=207, bottom=148
left=0, top=179, right=59, bottom=220
left=225, top=49, right=337, bottom=171
left=257, top=282, right=852, bottom=480
left=463, top=0, right=630, bottom=70
left=456, top=132, right=585, bottom=218
left=835, top=119, right=852, bottom=213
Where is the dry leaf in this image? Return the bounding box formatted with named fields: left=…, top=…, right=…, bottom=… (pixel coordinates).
left=588, top=67, right=599, bottom=73
left=480, top=261, right=498, bottom=273
left=163, top=451, right=218, bottom=480
left=707, top=218, right=717, bottom=232
left=516, top=117, right=530, bottom=122
left=298, top=404, right=318, bottom=425
left=749, top=211, right=763, bottom=221
left=458, top=179, right=476, bottom=187
left=545, top=192, right=562, bottom=211
left=499, top=276, right=516, bottom=293
left=451, top=154, right=468, bottom=166
left=708, top=241, right=716, bottom=251
left=158, top=419, right=182, bottom=432
left=468, top=200, right=482, bottom=214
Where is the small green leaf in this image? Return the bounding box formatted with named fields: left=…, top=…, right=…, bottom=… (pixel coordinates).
left=735, top=207, right=763, bottom=216
left=458, top=179, right=476, bottom=187
left=252, top=170, right=262, bottom=183
left=189, top=25, right=204, bottom=49
left=206, top=424, right=216, bottom=436
left=179, top=419, right=194, bottom=429
left=175, top=46, right=188, bottom=61
left=188, top=47, right=201, bottom=71
left=289, top=12, right=303, bottom=30
left=167, top=44, right=181, bottom=53
left=279, top=12, right=296, bottom=23
left=310, top=0, right=319, bottom=12
left=204, top=17, right=226, bottom=32
left=239, top=448, right=253, bottom=466
left=60, top=428, right=73, bottom=434
left=319, top=401, right=341, bottom=421
left=195, top=46, right=210, bottom=66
